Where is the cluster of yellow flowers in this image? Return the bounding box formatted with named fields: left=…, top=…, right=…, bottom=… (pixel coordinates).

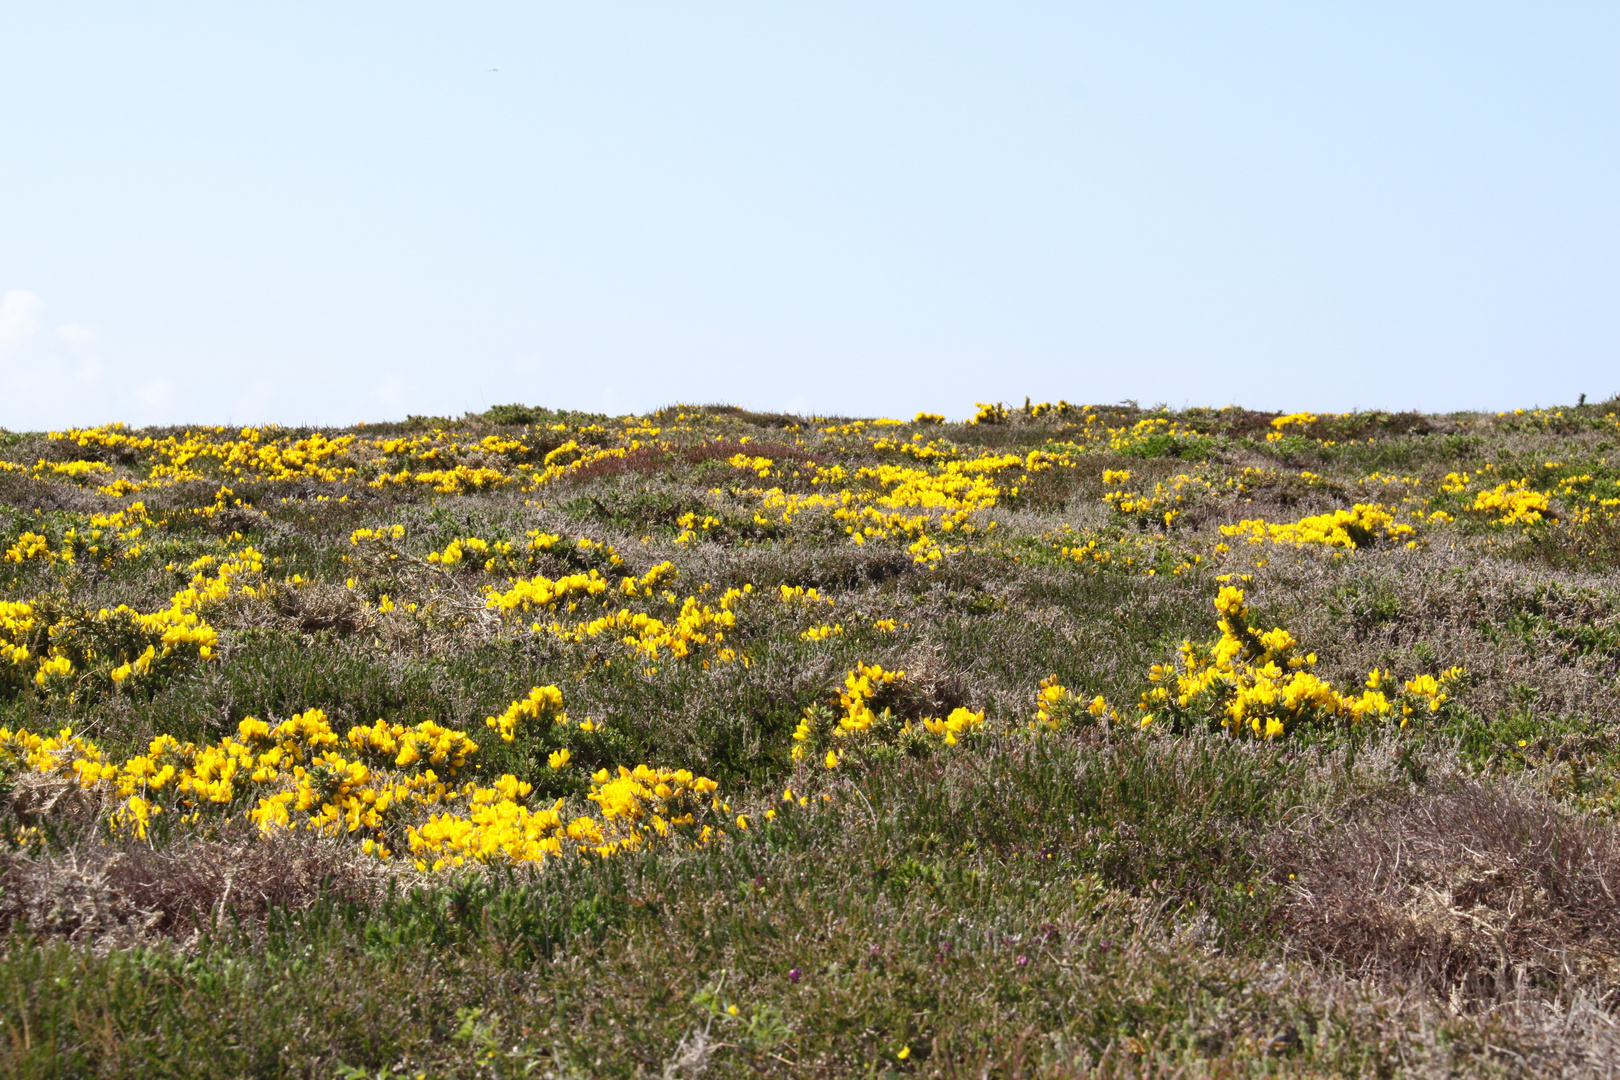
left=1447, top=460, right=1620, bottom=532
left=845, top=507, right=961, bottom=563
left=552, top=587, right=747, bottom=664
left=115, top=547, right=265, bottom=674
left=1030, top=676, right=1110, bottom=732
left=1219, top=504, right=1416, bottom=553
left=425, top=536, right=497, bottom=567
left=1432, top=466, right=1620, bottom=530
left=484, top=684, right=567, bottom=742
left=526, top=440, right=655, bottom=486
left=0, top=602, right=38, bottom=668
left=868, top=430, right=955, bottom=462
left=791, top=662, right=986, bottom=766
left=777, top=584, right=829, bottom=606
left=833, top=661, right=905, bottom=736
left=1136, top=587, right=1463, bottom=739
left=352, top=524, right=623, bottom=586
left=859, top=457, right=1031, bottom=513
left=350, top=523, right=407, bottom=546
left=675, top=511, right=724, bottom=544
left=40, top=408, right=1612, bottom=562
left=4, top=708, right=478, bottom=846
left=1100, top=416, right=1200, bottom=453
left=29, top=409, right=1122, bottom=575
left=1047, top=523, right=1207, bottom=578
left=957, top=403, right=1227, bottom=457
left=3, top=504, right=152, bottom=568
left=0, top=544, right=260, bottom=696
left=486, top=570, right=612, bottom=612
left=480, top=549, right=854, bottom=670
left=1265, top=412, right=1319, bottom=441
left=740, top=451, right=1047, bottom=564
left=376, top=465, right=510, bottom=494
left=0, top=725, right=102, bottom=780
left=1471, top=481, right=1554, bottom=526
left=483, top=551, right=658, bottom=617
left=4, top=531, right=62, bottom=564
left=1103, top=469, right=1226, bottom=529
left=47, top=423, right=548, bottom=496
left=70, top=503, right=152, bottom=564
left=0, top=458, right=116, bottom=488
left=1057, top=535, right=1122, bottom=568
left=728, top=453, right=775, bottom=479
left=611, top=559, right=673, bottom=596
left=2, top=692, right=723, bottom=871
left=407, top=765, right=720, bottom=870
left=920, top=707, right=986, bottom=745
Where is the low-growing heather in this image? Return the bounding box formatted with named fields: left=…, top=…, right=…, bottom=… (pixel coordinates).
left=2, top=398, right=1620, bottom=1076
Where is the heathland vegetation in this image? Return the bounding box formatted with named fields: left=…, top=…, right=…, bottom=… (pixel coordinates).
left=3, top=398, right=1620, bottom=1076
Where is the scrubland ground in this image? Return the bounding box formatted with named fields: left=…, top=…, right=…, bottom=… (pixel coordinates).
left=3, top=399, right=1620, bottom=1077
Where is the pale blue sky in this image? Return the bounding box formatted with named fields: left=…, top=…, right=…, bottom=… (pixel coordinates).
left=2, top=3, right=1616, bottom=427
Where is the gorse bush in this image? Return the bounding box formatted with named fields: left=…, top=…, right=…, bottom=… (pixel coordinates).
left=2, top=398, right=1620, bottom=1076
left=1136, top=585, right=1465, bottom=739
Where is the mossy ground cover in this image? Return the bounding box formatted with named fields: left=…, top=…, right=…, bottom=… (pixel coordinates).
left=3, top=400, right=1620, bottom=1076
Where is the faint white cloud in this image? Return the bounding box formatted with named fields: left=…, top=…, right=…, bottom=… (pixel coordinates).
left=373, top=376, right=410, bottom=411
left=135, top=380, right=173, bottom=411
left=0, top=290, right=112, bottom=429
left=0, top=290, right=45, bottom=354
left=507, top=355, right=543, bottom=377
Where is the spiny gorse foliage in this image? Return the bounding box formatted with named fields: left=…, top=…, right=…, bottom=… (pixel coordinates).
left=3, top=398, right=1620, bottom=1077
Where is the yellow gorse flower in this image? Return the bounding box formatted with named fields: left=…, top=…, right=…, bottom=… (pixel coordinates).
left=1138, top=588, right=1463, bottom=739
left=1471, top=480, right=1552, bottom=525
left=0, top=544, right=259, bottom=696
left=1, top=691, right=722, bottom=867
left=485, top=685, right=567, bottom=742
left=1221, top=504, right=1415, bottom=553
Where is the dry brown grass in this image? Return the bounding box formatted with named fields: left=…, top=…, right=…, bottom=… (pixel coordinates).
left=1283, top=780, right=1620, bottom=1009
left=269, top=580, right=375, bottom=635
left=0, top=826, right=383, bottom=949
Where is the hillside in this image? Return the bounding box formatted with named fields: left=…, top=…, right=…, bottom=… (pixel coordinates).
left=3, top=399, right=1620, bottom=1077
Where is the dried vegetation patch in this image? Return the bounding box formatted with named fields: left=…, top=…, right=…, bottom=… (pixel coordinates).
left=1286, top=781, right=1620, bottom=1007
left=0, top=829, right=382, bottom=948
